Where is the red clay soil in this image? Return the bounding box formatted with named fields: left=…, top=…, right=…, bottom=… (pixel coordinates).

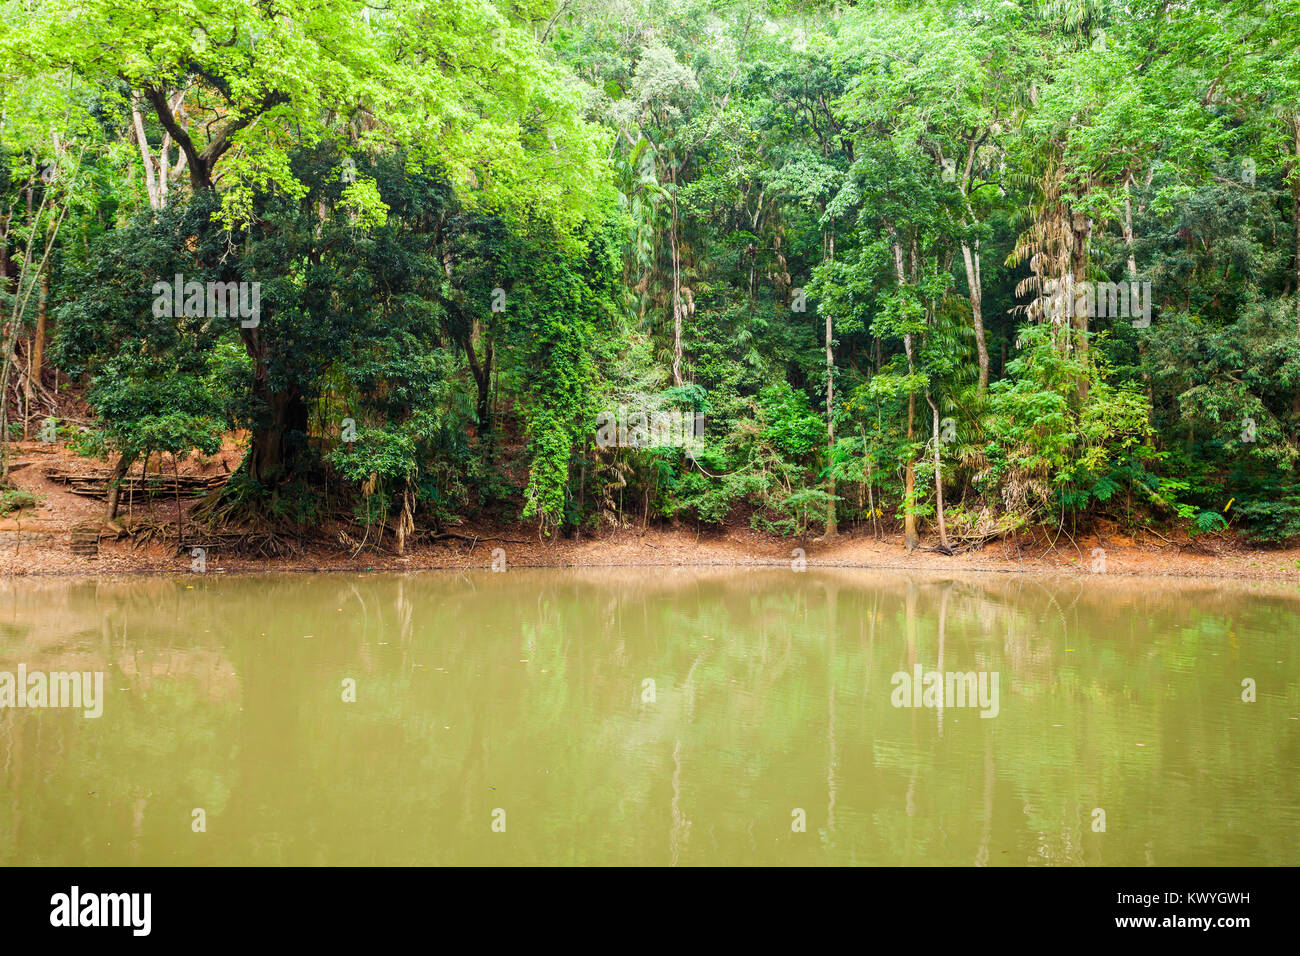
left=4, top=439, right=1300, bottom=584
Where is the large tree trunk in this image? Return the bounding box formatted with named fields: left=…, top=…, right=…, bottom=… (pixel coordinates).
left=240, top=326, right=307, bottom=487
left=246, top=388, right=309, bottom=486
left=144, top=85, right=278, bottom=194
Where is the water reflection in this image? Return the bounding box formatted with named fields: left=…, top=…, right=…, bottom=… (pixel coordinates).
left=1, top=570, right=1297, bottom=865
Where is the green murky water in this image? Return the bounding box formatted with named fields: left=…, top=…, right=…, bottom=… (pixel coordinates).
left=1, top=570, right=1297, bottom=865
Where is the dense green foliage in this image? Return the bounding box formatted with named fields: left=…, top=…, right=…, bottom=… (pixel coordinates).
left=2, top=0, right=1298, bottom=547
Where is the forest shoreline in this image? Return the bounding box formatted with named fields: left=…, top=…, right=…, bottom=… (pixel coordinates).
left=5, top=444, right=1299, bottom=582
left=4, top=516, right=1300, bottom=584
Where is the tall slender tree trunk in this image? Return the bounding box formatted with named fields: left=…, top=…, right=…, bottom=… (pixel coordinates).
left=22, top=337, right=30, bottom=439
left=173, top=453, right=183, bottom=548
left=105, top=451, right=136, bottom=520
left=669, top=168, right=685, bottom=386
left=824, top=229, right=836, bottom=537
left=1292, top=116, right=1300, bottom=338
left=958, top=141, right=988, bottom=391
left=904, top=337, right=918, bottom=553
left=961, top=240, right=988, bottom=392
left=927, top=390, right=951, bottom=553
left=1069, top=208, right=1091, bottom=401
left=2, top=186, right=62, bottom=482
left=1123, top=168, right=1154, bottom=408
left=892, top=237, right=920, bottom=552
left=465, top=333, right=493, bottom=434
left=394, top=475, right=414, bottom=556
left=132, top=95, right=162, bottom=210
left=475, top=359, right=492, bottom=433
left=1121, top=169, right=1139, bottom=281
left=866, top=454, right=880, bottom=540
left=904, top=406, right=917, bottom=550
left=441, top=248, right=494, bottom=435
left=28, top=272, right=46, bottom=408
left=1287, top=116, right=1300, bottom=421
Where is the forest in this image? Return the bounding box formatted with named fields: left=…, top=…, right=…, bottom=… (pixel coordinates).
left=1, top=0, right=1298, bottom=556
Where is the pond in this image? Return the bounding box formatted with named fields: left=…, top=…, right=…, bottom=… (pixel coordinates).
left=1, top=570, right=1297, bottom=865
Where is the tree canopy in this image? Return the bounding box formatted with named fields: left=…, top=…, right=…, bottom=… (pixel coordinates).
left=2, top=0, right=1298, bottom=549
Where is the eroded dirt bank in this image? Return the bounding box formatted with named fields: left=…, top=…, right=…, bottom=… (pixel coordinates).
left=3, top=440, right=1300, bottom=583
